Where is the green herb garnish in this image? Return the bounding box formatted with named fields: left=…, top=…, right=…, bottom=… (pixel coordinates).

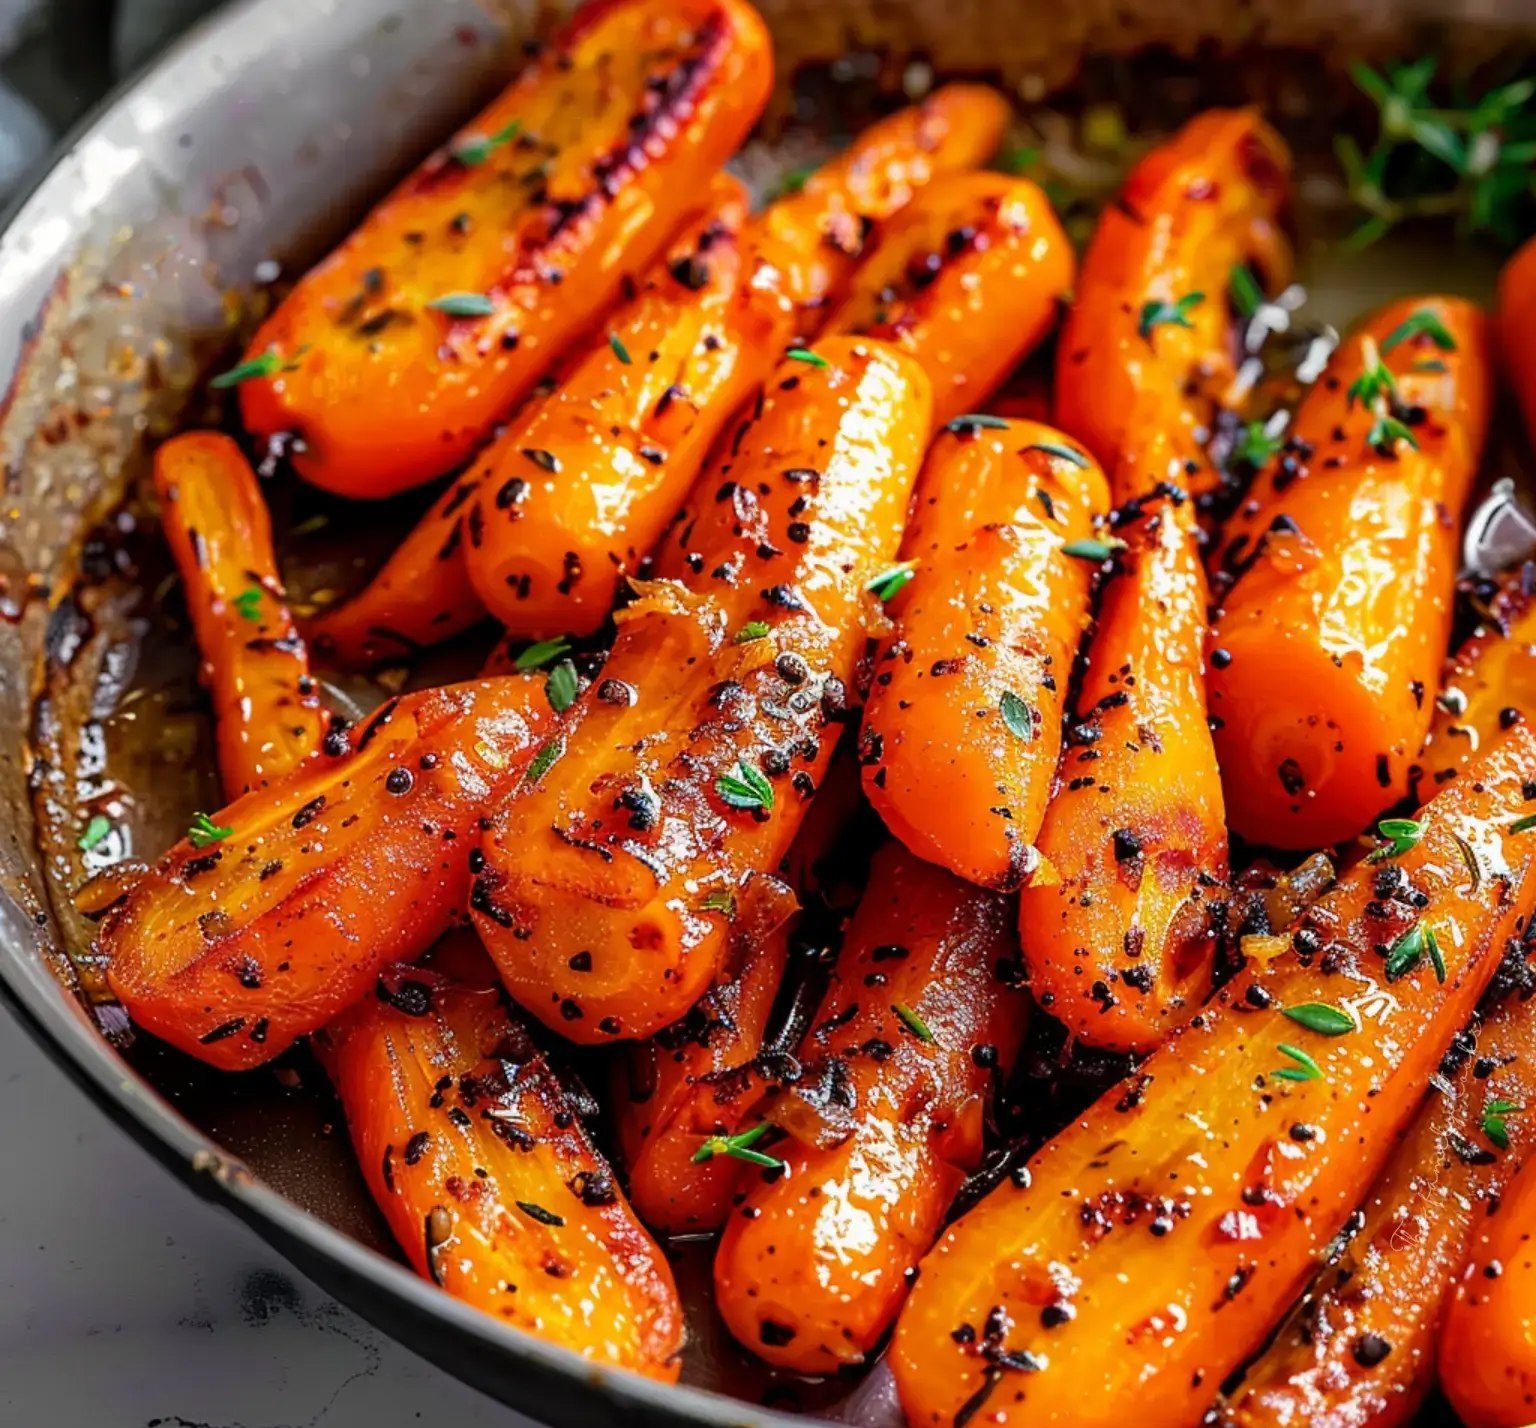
left=1367, top=413, right=1420, bottom=454
left=1384, top=924, right=1429, bottom=981
left=894, top=1002, right=935, bottom=1043
left=1061, top=538, right=1126, bottom=563
left=699, top=889, right=737, bottom=917
left=1138, top=291, right=1205, bottom=341
left=186, top=811, right=233, bottom=849
left=428, top=291, right=495, bottom=319
left=1231, top=419, right=1284, bottom=470
left=1426, top=924, right=1447, bottom=984
left=545, top=659, right=579, bottom=714
left=1024, top=440, right=1090, bottom=468
left=786, top=346, right=829, bottom=369
left=866, top=561, right=917, bottom=602
left=1000, top=691, right=1034, bottom=742
left=515, top=1200, right=565, bottom=1227
left=946, top=413, right=1011, bottom=433
left=692, top=1121, right=784, bottom=1170
left=715, top=759, right=773, bottom=812
left=522, top=736, right=566, bottom=786
left=1229, top=264, right=1266, bottom=318
left=450, top=119, right=522, bottom=166
left=734, top=620, right=771, bottom=644
left=1366, top=815, right=1426, bottom=862
left=1381, top=308, right=1457, bottom=354
left=210, top=348, right=302, bottom=389
left=609, top=332, right=632, bottom=365
left=1511, top=813, right=1536, bottom=834
left=1272, top=1042, right=1325, bottom=1083
left=1483, top=1098, right=1523, bottom=1150
left=1281, top=1001, right=1357, bottom=1036
left=77, top=815, right=112, bottom=853
left=233, top=586, right=263, bottom=622
left=514, top=637, right=571, bottom=672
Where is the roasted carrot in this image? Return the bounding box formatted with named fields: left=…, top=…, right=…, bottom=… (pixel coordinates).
left=153, top=432, right=325, bottom=794
left=1209, top=295, right=1493, bottom=850
left=469, top=338, right=932, bottom=1043
left=1439, top=1145, right=1536, bottom=1428
left=1018, top=489, right=1227, bottom=1053
left=859, top=419, right=1109, bottom=890
left=323, top=953, right=683, bottom=1380
left=1218, top=988, right=1536, bottom=1428
left=714, top=840, right=1023, bottom=1373
left=750, top=84, right=1010, bottom=336
left=308, top=177, right=783, bottom=665
left=102, top=675, right=555, bottom=1069
left=1499, top=234, right=1536, bottom=444
left=1055, top=108, right=1292, bottom=503
left=615, top=872, right=798, bottom=1235
left=236, top=0, right=773, bottom=498
left=823, top=172, right=1074, bottom=428
left=890, top=726, right=1536, bottom=1428
left=1414, top=571, right=1536, bottom=800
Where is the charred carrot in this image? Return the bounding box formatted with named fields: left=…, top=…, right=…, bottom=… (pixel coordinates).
left=1209, top=296, right=1493, bottom=849
left=154, top=432, right=325, bottom=794
left=859, top=419, right=1109, bottom=890
left=751, top=84, right=1010, bottom=336
left=1439, top=1146, right=1536, bottom=1428
left=1414, top=572, right=1536, bottom=800
left=469, top=338, right=932, bottom=1043
left=1055, top=109, right=1292, bottom=503
left=102, top=674, right=555, bottom=1069
left=615, top=873, right=798, bottom=1235
left=890, top=727, right=1536, bottom=1428
left=1218, top=987, right=1536, bottom=1428
left=714, top=840, right=1023, bottom=1373
left=1500, top=234, right=1536, bottom=444
left=823, top=172, right=1074, bottom=428
left=236, top=0, right=773, bottom=497
left=1018, top=490, right=1226, bottom=1053
left=323, top=954, right=683, bottom=1379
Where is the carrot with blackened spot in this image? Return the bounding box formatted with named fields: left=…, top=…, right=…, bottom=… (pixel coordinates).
left=154, top=432, right=325, bottom=794
left=323, top=955, right=683, bottom=1380
left=102, top=675, right=554, bottom=1069
left=890, top=726, right=1536, bottom=1428
left=824, top=172, right=1074, bottom=428
left=859, top=419, right=1109, bottom=890
left=1019, top=490, right=1226, bottom=1053
left=1217, top=987, right=1536, bottom=1428
left=1055, top=108, right=1292, bottom=504
left=236, top=0, right=773, bottom=498
left=714, top=840, right=1023, bottom=1373
left=750, top=84, right=1010, bottom=337
left=1209, top=295, right=1493, bottom=850
left=1499, top=234, right=1536, bottom=444
left=470, top=338, right=932, bottom=1044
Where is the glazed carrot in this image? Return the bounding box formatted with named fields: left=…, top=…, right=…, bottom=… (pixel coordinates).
left=154, top=432, right=325, bottom=794
left=615, top=872, right=797, bottom=1235
left=1499, top=234, right=1536, bottom=443
left=102, top=675, right=555, bottom=1069
left=890, top=727, right=1536, bottom=1428
left=859, top=419, right=1109, bottom=889
left=324, top=955, right=683, bottom=1380
left=823, top=172, right=1074, bottom=427
left=1440, top=1148, right=1536, bottom=1428
left=308, top=177, right=784, bottom=665
left=236, top=0, right=773, bottom=498
left=470, top=338, right=932, bottom=1043
left=1055, top=108, right=1292, bottom=503
left=1218, top=988, right=1536, bottom=1428
left=1018, top=490, right=1227, bottom=1053
left=1414, top=572, right=1536, bottom=800
left=1209, top=296, right=1493, bottom=849
left=750, top=84, right=1010, bottom=336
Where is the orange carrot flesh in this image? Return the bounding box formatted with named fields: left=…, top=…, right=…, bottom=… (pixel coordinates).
left=1054, top=108, right=1292, bottom=503
left=324, top=960, right=684, bottom=1380
left=237, top=0, right=773, bottom=498
left=153, top=432, right=325, bottom=793
left=824, top=172, right=1075, bottom=428
left=469, top=338, right=932, bottom=1045
left=750, top=84, right=1010, bottom=337
left=1208, top=295, right=1493, bottom=849
left=1499, top=234, right=1536, bottom=445
left=859, top=420, right=1109, bottom=889
left=1439, top=1150, right=1536, bottom=1428
left=713, top=840, right=1023, bottom=1374
left=1019, top=491, right=1227, bottom=1053
left=1218, top=987, right=1536, bottom=1428
left=890, top=726, right=1536, bottom=1428
left=102, top=675, right=554, bottom=1069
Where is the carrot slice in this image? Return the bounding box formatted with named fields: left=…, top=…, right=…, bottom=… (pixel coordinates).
left=1439, top=1143, right=1536, bottom=1428
left=859, top=419, right=1109, bottom=889
left=102, top=675, right=555, bottom=1069
left=153, top=432, right=325, bottom=793
left=751, top=84, right=1010, bottom=336
left=890, top=726, right=1536, bottom=1428
left=1055, top=108, right=1292, bottom=503
left=1500, top=234, right=1536, bottom=444
left=1218, top=987, right=1536, bottom=1428
left=323, top=956, right=683, bottom=1380
left=469, top=338, right=932, bottom=1044
left=714, top=840, right=1023, bottom=1373
left=1208, top=295, right=1493, bottom=849
left=824, top=172, right=1074, bottom=427
left=237, top=0, right=773, bottom=498
left=1018, top=490, right=1226, bottom=1053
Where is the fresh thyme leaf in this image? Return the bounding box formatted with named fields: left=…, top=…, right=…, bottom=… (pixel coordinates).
left=1366, top=815, right=1426, bottom=862
left=428, top=291, right=495, bottom=318
left=734, top=620, right=771, bottom=644
left=1426, top=924, right=1447, bottom=984
left=1368, top=413, right=1420, bottom=453
left=515, top=1199, right=565, bottom=1227
left=1023, top=440, right=1089, bottom=468
left=999, top=690, right=1034, bottom=742
left=1229, top=264, right=1265, bottom=318
left=867, top=561, right=917, bottom=602
left=691, top=1121, right=784, bottom=1170
left=211, top=349, right=286, bottom=388
left=1511, top=813, right=1536, bottom=834
left=946, top=413, right=1011, bottom=434
left=609, top=332, right=632, bottom=365
left=699, top=889, right=737, bottom=916
left=1483, top=1098, right=1522, bottom=1150
left=1138, top=291, right=1205, bottom=341
left=545, top=659, right=579, bottom=714
left=1346, top=348, right=1400, bottom=411
left=894, top=1002, right=935, bottom=1043
left=1381, top=307, right=1457, bottom=353
left=522, top=736, right=566, bottom=786
left=715, top=759, right=773, bottom=812
left=1384, top=924, right=1428, bottom=981
left=1232, top=419, right=1283, bottom=470
left=77, top=814, right=112, bottom=853
left=232, top=586, right=263, bottom=622
left=1273, top=1042, right=1325, bottom=1082
left=513, top=637, right=571, bottom=671
left=1281, top=1001, right=1357, bottom=1036
left=186, top=811, right=234, bottom=849
left=451, top=118, right=522, bottom=166
left=1061, top=538, right=1126, bottom=563
left=786, top=346, right=829, bottom=369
